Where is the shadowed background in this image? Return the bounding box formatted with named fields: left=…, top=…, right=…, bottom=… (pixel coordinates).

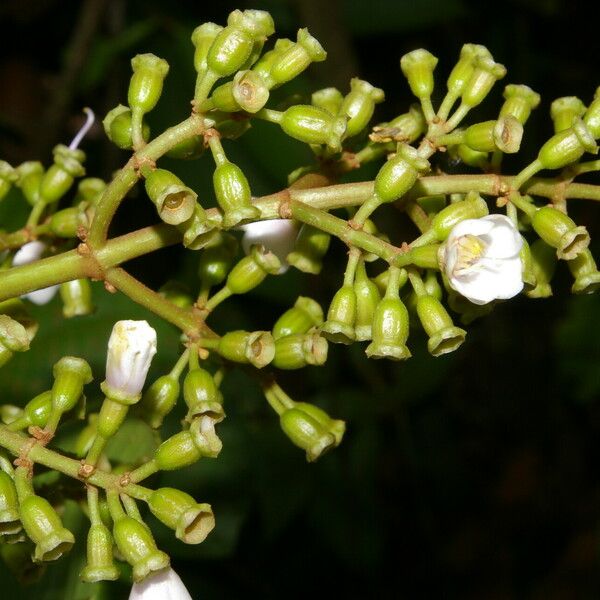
left=1, top=0, right=599, bottom=598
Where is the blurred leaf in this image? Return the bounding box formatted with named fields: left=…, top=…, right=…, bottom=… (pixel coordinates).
left=105, top=417, right=158, bottom=465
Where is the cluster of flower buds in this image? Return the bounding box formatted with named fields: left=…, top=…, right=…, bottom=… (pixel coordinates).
left=2, top=7, right=600, bottom=595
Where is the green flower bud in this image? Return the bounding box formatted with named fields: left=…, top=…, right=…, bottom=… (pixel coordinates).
left=183, top=368, right=223, bottom=418
left=400, top=49, right=438, bottom=100
left=447, top=44, right=491, bottom=97
left=96, top=399, right=129, bottom=439
left=0, top=300, right=37, bottom=368
left=147, top=488, right=214, bottom=544
left=370, top=104, right=426, bottom=144
left=39, top=145, right=85, bottom=204
left=500, top=84, right=540, bottom=125
left=287, top=224, right=330, bottom=274
left=210, top=81, right=241, bottom=113
left=525, top=239, right=556, bottom=298
left=430, top=191, right=489, bottom=240
left=0, top=161, right=16, bottom=201
left=212, top=114, right=252, bottom=140
left=0, top=314, right=30, bottom=354
left=112, top=515, right=169, bottom=582
left=550, top=96, right=586, bottom=133
left=19, top=495, right=75, bottom=562
left=321, top=284, right=357, bottom=344
left=141, top=375, right=180, bottom=429
left=74, top=414, right=98, bottom=458
left=20, top=391, right=52, bottom=429
left=312, top=87, right=344, bottom=115
left=280, top=104, right=346, bottom=150
left=272, top=296, right=324, bottom=340
left=80, top=522, right=119, bottom=582
left=0, top=471, right=20, bottom=535
left=273, top=332, right=328, bottom=369
left=166, top=135, right=205, bottom=160
left=463, top=116, right=523, bottom=154
left=188, top=413, right=223, bottom=458
left=280, top=402, right=345, bottom=462
left=340, top=78, right=385, bottom=139
left=366, top=295, right=411, bottom=360
left=59, top=279, right=93, bottom=318
left=1, top=404, right=22, bottom=425
left=128, top=53, right=169, bottom=114
left=226, top=245, right=280, bottom=294
left=217, top=330, right=275, bottom=368
left=416, top=295, right=466, bottom=356
left=519, top=237, right=537, bottom=290
left=584, top=87, right=600, bottom=138
left=48, top=206, right=80, bottom=238
left=251, top=38, right=294, bottom=80
left=537, top=119, right=598, bottom=170
left=154, top=431, right=202, bottom=470
left=191, top=22, right=223, bottom=74
left=374, top=143, right=430, bottom=203
left=267, top=28, right=326, bottom=88
left=198, top=233, right=239, bottom=288
left=15, top=161, right=44, bottom=206
left=567, top=249, right=600, bottom=294
left=144, top=168, right=197, bottom=226
left=74, top=177, right=106, bottom=205
left=453, top=143, right=488, bottom=169
left=177, top=205, right=218, bottom=250
left=353, top=260, right=382, bottom=341
left=213, top=162, right=260, bottom=228
left=461, top=55, right=506, bottom=108
left=531, top=206, right=589, bottom=260
left=102, top=105, right=150, bottom=150
left=232, top=70, right=270, bottom=113
left=51, top=356, right=92, bottom=415
left=158, top=281, right=193, bottom=308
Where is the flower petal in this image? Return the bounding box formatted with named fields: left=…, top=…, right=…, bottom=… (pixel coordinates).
left=479, top=214, right=523, bottom=259
left=446, top=217, right=495, bottom=245
left=129, top=567, right=193, bottom=600
left=241, top=219, right=298, bottom=274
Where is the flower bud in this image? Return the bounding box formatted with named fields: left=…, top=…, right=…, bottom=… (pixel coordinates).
left=272, top=296, right=324, bottom=340
left=280, top=402, right=345, bottom=462
left=103, top=105, right=150, bottom=150
left=567, top=249, right=600, bottom=294
left=353, top=260, right=382, bottom=341
left=287, top=224, right=330, bottom=274
left=0, top=161, right=16, bottom=201
left=47, top=207, right=80, bottom=238
left=183, top=368, right=223, bottom=418
left=210, top=81, right=242, bottom=113
left=410, top=244, right=441, bottom=269
left=39, top=145, right=85, bottom=204
left=191, top=22, right=223, bottom=74
left=145, top=168, right=197, bottom=225
left=1, top=404, right=22, bottom=425
left=12, top=241, right=60, bottom=306
left=19, top=495, right=75, bottom=562
left=103, top=320, right=157, bottom=403
left=141, top=375, right=180, bottom=429
left=251, top=39, right=294, bottom=80
left=537, top=119, right=598, bottom=170
left=519, top=237, right=537, bottom=290
left=158, top=281, right=193, bottom=308
left=217, top=330, right=275, bottom=368
left=17, top=391, right=52, bottom=429
left=0, top=471, right=20, bottom=535
left=525, top=239, right=556, bottom=298
left=461, top=55, right=506, bottom=108
left=0, top=314, right=30, bottom=355
left=128, top=54, right=169, bottom=114
left=584, top=87, right=600, bottom=138
left=74, top=413, right=98, bottom=457
left=531, top=206, right=589, bottom=260
left=213, top=162, right=260, bottom=228
left=198, top=233, right=239, bottom=288
left=374, top=143, right=430, bottom=203
left=400, top=49, right=438, bottom=100
left=366, top=295, right=411, bottom=360
left=0, top=300, right=37, bottom=367
left=273, top=332, right=328, bottom=369
left=147, top=488, right=214, bottom=544
left=51, top=356, right=92, bottom=415
left=59, top=279, right=94, bottom=318
left=321, top=284, right=357, bottom=344
left=266, top=28, right=326, bottom=88
left=430, top=191, right=489, bottom=240
left=280, top=104, right=346, bottom=150
left=454, top=143, right=488, bottom=169
left=15, top=161, right=44, bottom=206
left=166, top=135, right=205, bottom=160
left=112, top=515, right=169, bottom=581
left=80, top=522, right=119, bottom=582
left=463, top=116, right=523, bottom=154
left=226, top=245, right=281, bottom=294
left=550, top=96, right=586, bottom=133
left=74, top=177, right=106, bottom=204
left=416, top=295, right=466, bottom=356
left=232, top=70, right=270, bottom=113
left=500, top=84, right=541, bottom=125
left=447, top=44, right=491, bottom=97
left=340, top=78, right=385, bottom=138
left=312, top=87, right=344, bottom=115
left=177, top=204, right=218, bottom=250
left=154, top=431, right=202, bottom=470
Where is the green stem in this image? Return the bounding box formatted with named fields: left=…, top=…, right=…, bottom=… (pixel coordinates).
left=129, top=460, right=159, bottom=484
left=444, top=102, right=470, bottom=132
left=437, top=92, right=458, bottom=122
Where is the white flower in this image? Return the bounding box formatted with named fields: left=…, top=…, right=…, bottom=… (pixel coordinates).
left=439, top=214, right=523, bottom=305
left=12, top=241, right=59, bottom=305
left=241, top=219, right=298, bottom=273
left=129, top=567, right=193, bottom=600
left=105, top=320, right=157, bottom=399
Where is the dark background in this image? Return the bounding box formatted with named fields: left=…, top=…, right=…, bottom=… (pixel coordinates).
left=1, top=0, right=599, bottom=598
